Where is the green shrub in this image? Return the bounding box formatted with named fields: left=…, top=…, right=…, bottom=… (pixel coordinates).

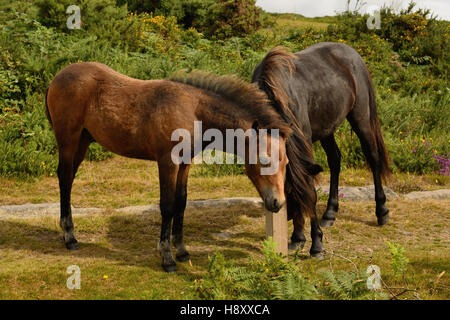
left=390, top=136, right=443, bottom=174
left=386, top=241, right=409, bottom=279
left=311, top=123, right=366, bottom=172
left=191, top=238, right=386, bottom=300
left=117, top=0, right=211, bottom=29
left=119, top=0, right=264, bottom=39
left=201, top=0, right=263, bottom=39
left=37, top=0, right=127, bottom=30
left=115, top=0, right=159, bottom=13
left=0, top=91, right=56, bottom=177
left=0, top=0, right=448, bottom=177
left=377, top=4, right=449, bottom=69
left=193, top=238, right=319, bottom=300
left=36, top=0, right=144, bottom=49
left=0, top=90, right=112, bottom=178
left=158, top=0, right=210, bottom=29
left=319, top=269, right=384, bottom=300
left=326, top=2, right=449, bottom=69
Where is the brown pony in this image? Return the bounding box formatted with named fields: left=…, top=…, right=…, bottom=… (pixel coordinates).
left=45, top=63, right=292, bottom=272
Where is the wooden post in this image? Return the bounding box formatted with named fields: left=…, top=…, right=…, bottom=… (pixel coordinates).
left=265, top=205, right=288, bottom=256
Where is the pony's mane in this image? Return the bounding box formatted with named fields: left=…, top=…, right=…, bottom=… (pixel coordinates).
left=254, top=46, right=321, bottom=218
left=169, top=70, right=292, bottom=137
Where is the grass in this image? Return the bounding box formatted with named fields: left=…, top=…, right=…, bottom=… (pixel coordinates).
left=267, top=12, right=336, bottom=30
left=0, top=200, right=448, bottom=299
left=0, top=156, right=449, bottom=299
left=0, top=156, right=447, bottom=208
left=0, top=156, right=257, bottom=208
left=260, top=13, right=331, bottom=37
left=270, top=15, right=330, bottom=31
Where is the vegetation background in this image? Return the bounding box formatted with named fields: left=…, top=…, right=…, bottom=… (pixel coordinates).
left=0, top=0, right=448, bottom=179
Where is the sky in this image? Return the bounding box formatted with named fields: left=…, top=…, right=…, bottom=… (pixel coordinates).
left=255, top=0, right=450, bottom=20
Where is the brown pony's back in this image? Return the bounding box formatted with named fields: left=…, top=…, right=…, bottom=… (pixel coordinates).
left=47, top=62, right=201, bottom=160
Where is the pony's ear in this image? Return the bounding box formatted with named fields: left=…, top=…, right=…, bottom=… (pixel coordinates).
left=252, top=120, right=260, bottom=131
left=307, top=164, right=323, bottom=176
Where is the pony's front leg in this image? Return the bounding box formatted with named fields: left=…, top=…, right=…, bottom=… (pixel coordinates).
left=287, top=193, right=306, bottom=251
left=320, top=135, right=341, bottom=227
left=157, top=158, right=180, bottom=272
left=171, top=164, right=191, bottom=262
left=290, top=213, right=307, bottom=251
left=310, top=215, right=324, bottom=258
left=309, top=188, right=324, bottom=258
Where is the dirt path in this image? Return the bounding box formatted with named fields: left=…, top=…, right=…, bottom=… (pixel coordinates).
left=1, top=186, right=449, bottom=219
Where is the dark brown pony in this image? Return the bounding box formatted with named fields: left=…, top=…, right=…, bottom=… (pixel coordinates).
left=252, top=43, right=390, bottom=255
left=46, top=63, right=292, bottom=272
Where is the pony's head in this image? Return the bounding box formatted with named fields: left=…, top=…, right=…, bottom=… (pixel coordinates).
left=244, top=122, right=289, bottom=213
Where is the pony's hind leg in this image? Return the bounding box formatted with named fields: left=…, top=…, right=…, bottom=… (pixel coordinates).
left=57, top=130, right=86, bottom=250
left=171, top=164, right=191, bottom=262
left=320, top=135, right=341, bottom=227
left=157, top=156, right=180, bottom=272
left=72, top=129, right=93, bottom=179
left=347, top=115, right=389, bottom=226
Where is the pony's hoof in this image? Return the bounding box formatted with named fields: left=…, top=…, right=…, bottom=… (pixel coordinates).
left=288, top=241, right=305, bottom=251
left=176, top=252, right=191, bottom=262
left=320, top=218, right=335, bottom=228
left=162, top=263, right=177, bottom=273
left=310, top=251, right=325, bottom=260
left=376, top=206, right=389, bottom=226
left=65, top=239, right=79, bottom=250
left=377, top=212, right=389, bottom=226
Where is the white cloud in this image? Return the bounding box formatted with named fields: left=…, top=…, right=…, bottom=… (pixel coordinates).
left=255, top=0, right=450, bottom=20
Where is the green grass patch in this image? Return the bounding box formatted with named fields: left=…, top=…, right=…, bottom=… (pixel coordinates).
left=0, top=199, right=448, bottom=299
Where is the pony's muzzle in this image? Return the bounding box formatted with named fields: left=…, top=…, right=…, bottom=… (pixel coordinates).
left=264, top=196, right=285, bottom=213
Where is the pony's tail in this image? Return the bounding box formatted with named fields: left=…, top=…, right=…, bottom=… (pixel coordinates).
left=368, top=75, right=390, bottom=180
left=44, top=87, right=53, bottom=128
